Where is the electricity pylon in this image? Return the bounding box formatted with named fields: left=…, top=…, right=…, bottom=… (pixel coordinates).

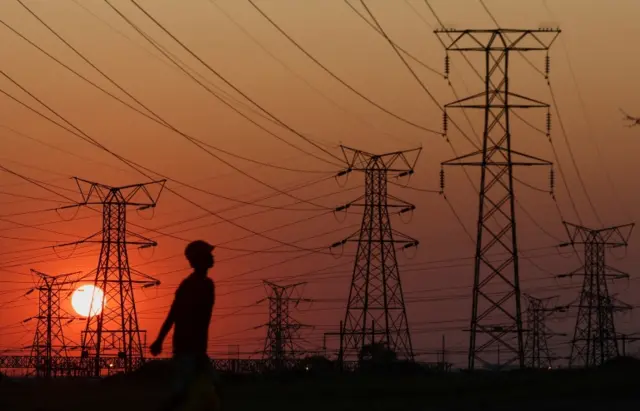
left=523, top=294, right=565, bottom=369
left=260, top=281, right=310, bottom=369
left=436, top=28, right=560, bottom=370
left=58, top=178, right=165, bottom=376
left=27, top=270, right=77, bottom=378
left=331, top=146, right=420, bottom=362
left=558, top=222, right=634, bottom=368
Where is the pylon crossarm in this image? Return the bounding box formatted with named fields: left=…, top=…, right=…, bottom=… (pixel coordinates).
left=390, top=229, right=419, bottom=242
left=385, top=194, right=416, bottom=209
left=435, top=29, right=560, bottom=51
left=340, top=145, right=421, bottom=172
left=330, top=230, right=359, bottom=248
left=603, top=265, right=630, bottom=279
left=53, top=231, right=102, bottom=249
left=124, top=230, right=157, bottom=247
left=605, top=223, right=634, bottom=245
left=72, top=177, right=166, bottom=207
left=334, top=195, right=364, bottom=212
left=442, top=148, right=552, bottom=167
left=561, top=221, right=634, bottom=247
left=441, top=149, right=483, bottom=166
left=507, top=92, right=549, bottom=108
left=349, top=202, right=413, bottom=209
left=444, top=91, right=486, bottom=108
left=129, top=268, right=161, bottom=285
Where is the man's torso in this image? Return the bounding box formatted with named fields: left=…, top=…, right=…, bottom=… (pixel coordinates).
left=172, top=274, right=215, bottom=356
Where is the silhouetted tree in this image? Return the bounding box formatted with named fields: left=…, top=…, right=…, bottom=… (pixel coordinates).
left=358, top=343, right=397, bottom=373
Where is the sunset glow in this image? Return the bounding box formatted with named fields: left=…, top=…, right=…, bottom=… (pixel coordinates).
left=71, top=285, right=105, bottom=318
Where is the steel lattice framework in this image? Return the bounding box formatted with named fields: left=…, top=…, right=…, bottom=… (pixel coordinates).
left=332, top=146, right=420, bottom=361
left=58, top=178, right=165, bottom=376
left=27, top=270, right=77, bottom=378
left=261, top=281, right=309, bottom=369
left=559, top=222, right=634, bottom=368
left=436, top=28, right=560, bottom=370
left=523, top=294, right=564, bottom=369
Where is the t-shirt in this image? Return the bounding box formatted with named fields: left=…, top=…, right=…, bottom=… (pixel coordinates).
left=171, top=273, right=215, bottom=356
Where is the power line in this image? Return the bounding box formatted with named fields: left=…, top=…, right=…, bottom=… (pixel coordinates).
left=0, top=123, right=132, bottom=176
left=207, top=0, right=410, bottom=145
left=73, top=0, right=302, bottom=133
left=477, top=0, right=546, bottom=77
left=8, top=1, right=341, bottom=209
left=349, top=0, right=478, bottom=149
left=0, top=74, right=352, bottom=254
left=547, top=83, right=602, bottom=226
left=246, top=0, right=441, bottom=136
left=124, top=0, right=344, bottom=164
left=342, top=0, right=443, bottom=77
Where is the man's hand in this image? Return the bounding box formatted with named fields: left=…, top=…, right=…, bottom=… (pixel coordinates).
left=149, top=339, right=163, bottom=357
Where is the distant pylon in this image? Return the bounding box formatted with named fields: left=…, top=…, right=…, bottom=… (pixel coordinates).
left=558, top=222, right=634, bottom=368
left=27, top=270, right=77, bottom=378
left=523, top=294, right=565, bottom=369
left=436, top=28, right=560, bottom=370
left=260, top=281, right=310, bottom=369
left=331, top=145, right=420, bottom=361
left=58, top=178, right=165, bottom=376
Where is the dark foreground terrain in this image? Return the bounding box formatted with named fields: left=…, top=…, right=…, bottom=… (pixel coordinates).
left=2, top=359, right=639, bottom=411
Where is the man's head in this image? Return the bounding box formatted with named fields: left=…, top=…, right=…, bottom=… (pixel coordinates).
left=185, top=240, right=215, bottom=272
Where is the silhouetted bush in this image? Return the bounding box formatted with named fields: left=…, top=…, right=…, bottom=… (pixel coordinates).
left=600, top=355, right=640, bottom=374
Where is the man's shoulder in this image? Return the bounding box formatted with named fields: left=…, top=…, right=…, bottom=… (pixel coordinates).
left=181, top=274, right=213, bottom=290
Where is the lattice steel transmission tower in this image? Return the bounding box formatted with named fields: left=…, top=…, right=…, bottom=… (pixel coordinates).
left=332, top=146, right=420, bottom=361
left=27, top=270, right=77, bottom=378
left=59, top=178, right=165, bottom=376
left=523, top=294, right=565, bottom=369
left=261, top=281, right=309, bottom=369
left=558, top=222, right=634, bottom=368
left=436, top=28, right=560, bottom=370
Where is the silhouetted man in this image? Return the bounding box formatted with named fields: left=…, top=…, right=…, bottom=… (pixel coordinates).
left=150, top=240, right=217, bottom=409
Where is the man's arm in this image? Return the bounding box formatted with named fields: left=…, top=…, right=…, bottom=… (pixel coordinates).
left=206, top=279, right=215, bottom=316
left=156, top=301, right=176, bottom=343
left=150, top=290, right=180, bottom=355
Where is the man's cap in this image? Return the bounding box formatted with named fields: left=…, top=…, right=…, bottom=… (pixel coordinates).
left=184, top=240, right=215, bottom=260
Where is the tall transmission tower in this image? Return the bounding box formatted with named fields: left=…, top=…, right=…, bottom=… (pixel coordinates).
left=59, top=178, right=165, bottom=376
left=27, top=270, right=77, bottom=378
left=523, top=294, right=565, bottom=369
left=260, top=281, right=310, bottom=369
left=558, top=222, right=634, bottom=368
left=331, top=146, right=420, bottom=362
left=436, top=28, right=560, bottom=370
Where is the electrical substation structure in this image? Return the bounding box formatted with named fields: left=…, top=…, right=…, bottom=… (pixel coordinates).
left=523, top=294, right=565, bottom=369
left=58, top=178, right=165, bottom=376
left=27, top=270, right=77, bottom=378
left=558, top=222, right=634, bottom=368
left=261, top=281, right=310, bottom=369
left=436, top=28, right=561, bottom=370
left=331, top=146, right=420, bottom=362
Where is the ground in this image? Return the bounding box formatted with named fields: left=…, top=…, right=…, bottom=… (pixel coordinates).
left=2, top=361, right=640, bottom=410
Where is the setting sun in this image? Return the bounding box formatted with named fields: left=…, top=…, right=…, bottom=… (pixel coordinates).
left=71, top=285, right=105, bottom=317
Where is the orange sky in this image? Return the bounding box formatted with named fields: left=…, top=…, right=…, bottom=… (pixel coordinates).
left=1, top=0, right=640, bottom=366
